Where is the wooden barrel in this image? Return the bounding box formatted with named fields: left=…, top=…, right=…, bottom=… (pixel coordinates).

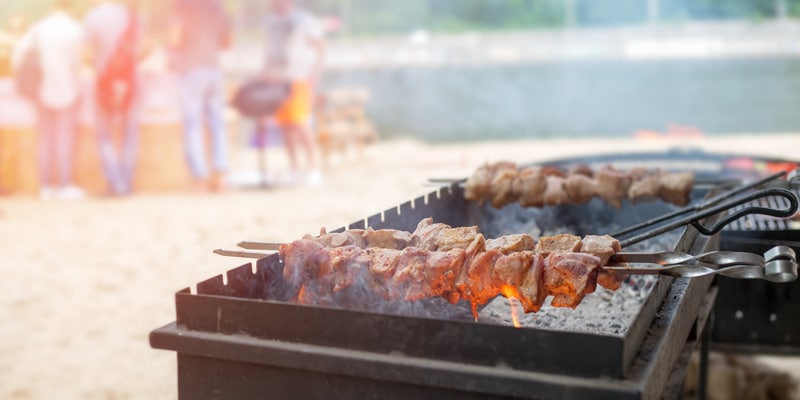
left=0, top=126, right=38, bottom=194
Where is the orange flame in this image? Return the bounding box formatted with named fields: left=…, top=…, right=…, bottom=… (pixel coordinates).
left=500, top=285, right=522, bottom=328
left=296, top=284, right=308, bottom=304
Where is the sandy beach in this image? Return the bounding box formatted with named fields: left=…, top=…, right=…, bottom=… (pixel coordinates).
left=2, top=134, right=800, bottom=399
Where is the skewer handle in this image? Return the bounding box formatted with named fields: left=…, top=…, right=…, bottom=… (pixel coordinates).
left=213, top=249, right=271, bottom=259
left=238, top=241, right=281, bottom=251
left=605, top=246, right=797, bottom=281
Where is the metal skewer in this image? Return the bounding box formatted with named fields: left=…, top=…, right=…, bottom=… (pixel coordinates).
left=238, top=241, right=281, bottom=251
left=215, top=242, right=798, bottom=282
left=425, top=177, right=740, bottom=189
left=605, top=246, right=797, bottom=282
left=213, top=249, right=271, bottom=259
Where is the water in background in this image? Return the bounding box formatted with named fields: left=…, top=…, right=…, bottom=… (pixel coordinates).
left=324, top=56, right=800, bottom=141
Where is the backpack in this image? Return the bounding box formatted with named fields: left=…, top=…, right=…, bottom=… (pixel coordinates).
left=96, top=8, right=137, bottom=113
left=13, top=30, right=41, bottom=101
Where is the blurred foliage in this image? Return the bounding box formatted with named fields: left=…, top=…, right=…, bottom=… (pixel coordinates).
left=426, top=0, right=567, bottom=31
left=660, top=0, right=780, bottom=20
left=318, top=0, right=800, bottom=35
left=575, top=0, right=647, bottom=26
left=2, top=0, right=800, bottom=36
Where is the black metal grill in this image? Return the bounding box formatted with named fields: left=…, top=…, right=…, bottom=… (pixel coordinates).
left=150, top=149, right=799, bottom=400
left=151, top=186, right=723, bottom=399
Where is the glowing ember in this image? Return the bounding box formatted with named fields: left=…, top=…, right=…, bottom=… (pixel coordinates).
left=500, top=285, right=522, bottom=328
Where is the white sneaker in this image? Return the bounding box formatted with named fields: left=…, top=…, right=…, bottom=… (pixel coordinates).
left=281, top=170, right=303, bottom=186
left=55, top=185, right=85, bottom=201
left=306, top=169, right=324, bottom=187
left=40, top=186, right=54, bottom=200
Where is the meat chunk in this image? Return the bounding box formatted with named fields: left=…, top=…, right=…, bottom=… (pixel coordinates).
left=414, top=217, right=433, bottom=231
left=541, top=166, right=567, bottom=178
left=544, top=253, right=601, bottom=308
left=280, top=239, right=326, bottom=285
left=535, top=234, right=583, bottom=254
left=433, top=226, right=480, bottom=251
left=581, top=235, right=621, bottom=264
left=311, top=230, right=366, bottom=249
left=569, top=164, right=594, bottom=178
left=628, top=172, right=661, bottom=203
left=488, top=164, right=518, bottom=208
left=543, top=176, right=569, bottom=206
left=359, top=247, right=401, bottom=300
left=597, top=270, right=623, bottom=291
left=659, top=172, right=694, bottom=207
left=364, top=229, right=411, bottom=250
left=517, top=253, right=547, bottom=313
left=390, top=247, right=429, bottom=301
left=596, top=167, right=633, bottom=209
left=464, top=248, right=503, bottom=305
left=580, top=235, right=623, bottom=291
left=463, top=163, right=494, bottom=203
left=418, top=249, right=466, bottom=301
left=410, top=218, right=450, bottom=250
left=513, top=167, right=546, bottom=207
left=364, top=247, right=401, bottom=281
left=451, top=234, right=486, bottom=303
left=318, top=245, right=364, bottom=293
left=628, top=167, right=651, bottom=180
left=492, top=251, right=532, bottom=289
left=565, top=173, right=598, bottom=204
left=485, top=234, right=536, bottom=254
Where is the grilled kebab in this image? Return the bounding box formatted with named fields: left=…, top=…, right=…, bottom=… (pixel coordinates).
left=280, top=218, right=624, bottom=317
left=463, top=162, right=695, bottom=209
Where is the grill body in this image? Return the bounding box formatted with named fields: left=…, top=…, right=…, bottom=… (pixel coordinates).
left=151, top=172, right=723, bottom=399
left=714, top=189, right=800, bottom=352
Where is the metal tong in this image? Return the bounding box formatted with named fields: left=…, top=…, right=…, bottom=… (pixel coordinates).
left=612, top=171, right=799, bottom=247
left=605, top=246, right=798, bottom=282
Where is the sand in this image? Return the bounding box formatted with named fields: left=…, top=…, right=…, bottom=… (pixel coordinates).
left=2, top=134, right=800, bottom=399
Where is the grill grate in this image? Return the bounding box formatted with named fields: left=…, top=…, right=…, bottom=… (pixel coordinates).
left=723, top=188, right=797, bottom=232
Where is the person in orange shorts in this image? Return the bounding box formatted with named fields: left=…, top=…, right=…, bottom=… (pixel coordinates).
left=263, top=0, right=325, bottom=185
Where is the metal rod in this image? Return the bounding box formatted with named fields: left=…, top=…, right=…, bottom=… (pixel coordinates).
left=427, top=177, right=739, bottom=187
left=213, top=249, right=271, bottom=259
left=698, top=311, right=711, bottom=400
left=611, top=171, right=787, bottom=239
left=619, top=187, right=798, bottom=247
left=427, top=177, right=466, bottom=184
left=238, top=241, right=281, bottom=251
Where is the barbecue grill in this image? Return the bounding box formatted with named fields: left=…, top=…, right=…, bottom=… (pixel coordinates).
left=150, top=149, right=800, bottom=400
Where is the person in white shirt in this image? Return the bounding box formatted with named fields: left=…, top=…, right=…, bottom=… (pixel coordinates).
left=12, top=0, right=85, bottom=200
left=263, top=0, right=325, bottom=185
left=171, top=0, right=231, bottom=193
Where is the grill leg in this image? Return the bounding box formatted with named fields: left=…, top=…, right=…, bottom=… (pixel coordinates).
left=698, top=310, right=712, bottom=400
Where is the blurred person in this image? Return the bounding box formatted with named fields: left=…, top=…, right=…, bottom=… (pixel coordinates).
left=262, top=0, right=325, bottom=185
left=0, top=17, right=27, bottom=77
left=170, top=0, right=231, bottom=192
left=84, top=0, right=150, bottom=196
left=12, top=0, right=85, bottom=200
